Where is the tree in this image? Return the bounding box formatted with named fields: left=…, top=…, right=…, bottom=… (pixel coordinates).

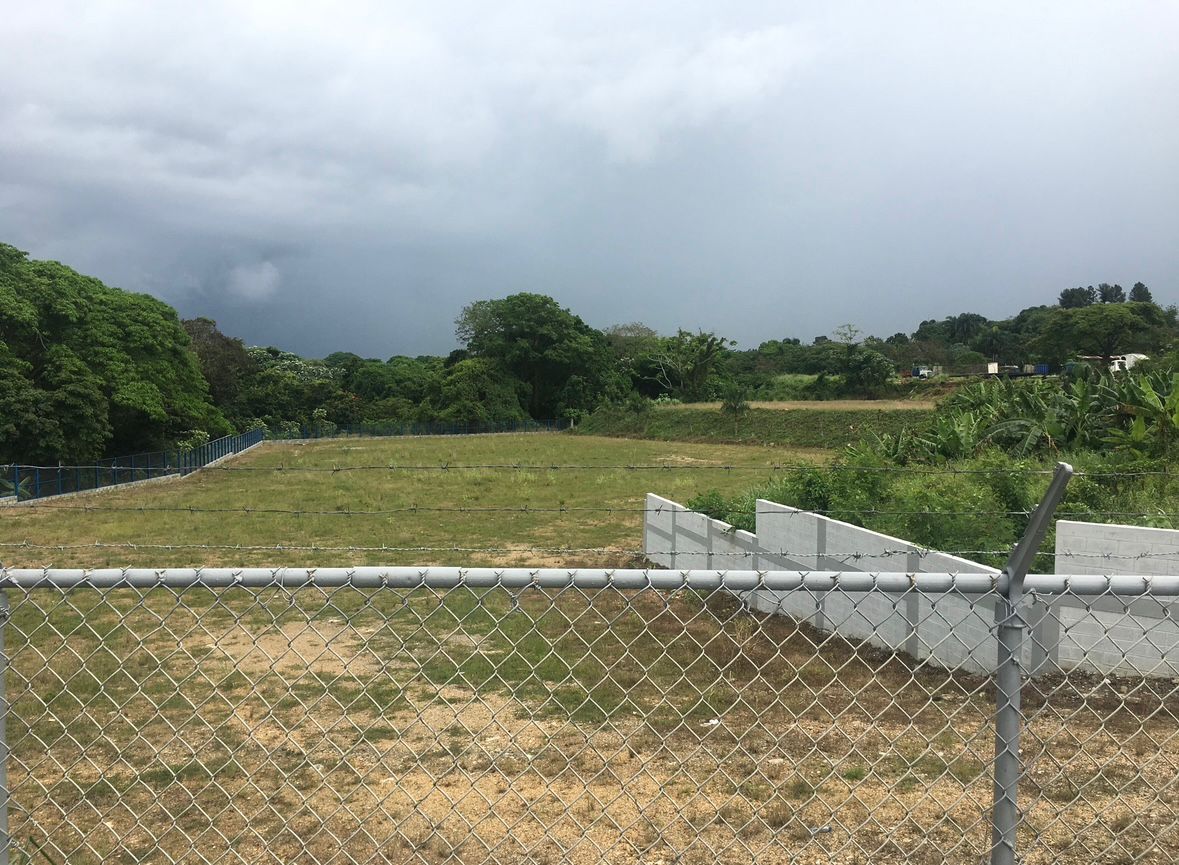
left=182, top=318, right=257, bottom=408
left=1059, top=286, right=1097, bottom=308
left=832, top=323, right=862, bottom=345
left=912, top=319, right=950, bottom=343
left=650, top=330, right=735, bottom=401
left=603, top=322, right=660, bottom=360
left=456, top=293, right=618, bottom=418
left=1098, top=283, right=1126, bottom=303
left=0, top=243, right=226, bottom=461
left=1037, top=303, right=1165, bottom=364
left=424, top=358, right=527, bottom=425
left=1130, top=282, right=1154, bottom=304
left=845, top=348, right=895, bottom=392
left=719, top=383, right=750, bottom=434
left=945, top=312, right=988, bottom=344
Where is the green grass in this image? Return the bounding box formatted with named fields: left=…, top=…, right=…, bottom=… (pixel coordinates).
left=576, top=405, right=933, bottom=449
left=1, top=432, right=819, bottom=569
left=3, top=431, right=1172, bottom=865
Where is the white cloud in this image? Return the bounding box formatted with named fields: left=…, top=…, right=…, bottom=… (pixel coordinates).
left=541, top=27, right=814, bottom=161
left=226, top=261, right=281, bottom=302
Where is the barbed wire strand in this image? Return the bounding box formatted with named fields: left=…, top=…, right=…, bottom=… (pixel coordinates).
left=4, top=501, right=1179, bottom=520
left=3, top=539, right=1179, bottom=562
left=4, top=462, right=1175, bottom=478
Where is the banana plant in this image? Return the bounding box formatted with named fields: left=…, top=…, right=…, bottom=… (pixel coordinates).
left=1105, top=372, right=1179, bottom=453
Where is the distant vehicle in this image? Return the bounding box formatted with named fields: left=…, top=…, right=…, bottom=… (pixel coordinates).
left=912, top=366, right=934, bottom=379
left=1112, top=353, right=1149, bottom=372
left=1075, top=354, right=1148, bottom=373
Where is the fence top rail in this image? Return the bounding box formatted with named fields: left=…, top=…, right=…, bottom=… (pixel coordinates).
left=0, top=566, right=1176, bottom=595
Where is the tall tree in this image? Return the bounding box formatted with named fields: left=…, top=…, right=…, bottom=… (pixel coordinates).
left=0, top=243, right=226, bottom=461
left=945, top=312, right=989, bottom=343
left=650, top=330, right=734, bottom=401
left=182, top=318, right=257, bottom=409
left=1098, top=283, right=1126, bottom=303
left=1038, top=303, right=1165, bottom=364
left=1129, top=282, right=1154, bottom=303
left=1059, top=286, right=1097, bottom=308
left=456, top=293, right=617, bottom=417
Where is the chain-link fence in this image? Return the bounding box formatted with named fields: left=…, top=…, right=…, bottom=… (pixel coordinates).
left=0, top=463, right=1177, bottom=864
left=0, top=564, right=1175, bottom=865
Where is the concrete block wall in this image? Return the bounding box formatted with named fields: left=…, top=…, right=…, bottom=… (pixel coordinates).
left=643, top=494, right=759, bottom=571
left=1056, top=520, right=1179, bottom=576
left=1050, top=520, right=1179, bottom=677
left=645, top=493, right=1007, bottom=674
left=748, top=500, right=1003, bottom=674
left=643, top=498, right=1179, bottom=677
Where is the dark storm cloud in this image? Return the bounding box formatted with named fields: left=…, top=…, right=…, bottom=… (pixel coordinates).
left=2, top=1, right=1177, bottom=357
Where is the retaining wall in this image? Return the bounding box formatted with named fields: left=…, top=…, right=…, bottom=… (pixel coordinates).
left=1052, top=520, right=1179, bottom=677
left=645, top=495, right=1179, bottom=677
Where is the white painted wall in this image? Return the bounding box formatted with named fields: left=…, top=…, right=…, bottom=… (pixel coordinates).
left=1051, top=520, right=1179, bottom=676
left=644, top=498, right=1179, bottom=678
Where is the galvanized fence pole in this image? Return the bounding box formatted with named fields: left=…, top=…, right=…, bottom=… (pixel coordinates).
left=990, top=462, right=1073, bottom=865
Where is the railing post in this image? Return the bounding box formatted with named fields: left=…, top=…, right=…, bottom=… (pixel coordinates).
left=0, top=591, right=11, bottom=865
left=990, top=462, right=1073, bottom=865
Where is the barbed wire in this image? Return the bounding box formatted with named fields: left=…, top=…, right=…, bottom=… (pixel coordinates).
left=4, top=501, right=1179, bottom=520
left=5, top=461, right=1175, bottom=478
left=2, top=539, right=1177, bottom=562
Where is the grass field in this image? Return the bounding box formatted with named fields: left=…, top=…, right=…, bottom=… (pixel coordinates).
left=1, top=433, right=822, bottom=569
left=2, top=433, right=1175, bottom=864
left=576, top=404, right=934, bottom=448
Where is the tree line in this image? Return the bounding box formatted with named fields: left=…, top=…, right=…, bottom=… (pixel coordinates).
left=1, top=241, right=1175, bottom=462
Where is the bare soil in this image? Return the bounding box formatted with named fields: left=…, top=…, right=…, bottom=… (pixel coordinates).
left=5, top=589, right=1176, bottom=865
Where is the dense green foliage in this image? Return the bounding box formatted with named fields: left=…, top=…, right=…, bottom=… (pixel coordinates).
left=729, top=294, right=1176, bottom=399
left=853, top=368, right=1179, bottom=463
left=1, top=241, right=1175, bottom=467
left=688, top=365, right=1179, bottom=563
left=0, top=244, right=226, bottom=462
left=688, top=448, right=1179, bottom=569
left=456, top=293, right=623, bottom=419
left=576, top=405, right=931, bottom=449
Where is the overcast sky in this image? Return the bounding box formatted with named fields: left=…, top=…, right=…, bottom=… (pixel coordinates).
left=2, top=2, right=1177, bottom=358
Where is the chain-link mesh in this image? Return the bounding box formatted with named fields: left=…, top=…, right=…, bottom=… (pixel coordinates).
left=4, top=579, right=1176, bottom=864
left=1018, top=590, right=1179, bottom=863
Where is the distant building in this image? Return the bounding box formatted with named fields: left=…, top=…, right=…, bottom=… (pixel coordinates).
left=1075, top=353, right=1148, bottom=373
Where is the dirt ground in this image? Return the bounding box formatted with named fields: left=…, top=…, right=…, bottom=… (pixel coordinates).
left=5, top=588, right=1176, bottom=865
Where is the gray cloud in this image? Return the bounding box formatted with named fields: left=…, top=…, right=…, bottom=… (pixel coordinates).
left=2, top=1, right=1177, bottom=357
left=226, top=261, right=281, bottom=302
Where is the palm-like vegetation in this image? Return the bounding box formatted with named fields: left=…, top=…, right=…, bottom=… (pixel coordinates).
left=863, top=370, right=1179, bottom=464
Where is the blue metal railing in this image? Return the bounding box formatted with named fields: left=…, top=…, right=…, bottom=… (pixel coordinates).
left=3, top=429, right=265, bottom=502
left=3, top=419, right=559, bottom=501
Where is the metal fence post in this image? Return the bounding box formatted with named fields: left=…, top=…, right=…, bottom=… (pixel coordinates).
left=0, top=591, right=11, bottom=865
left=990, top=462, right=1073, bottom=865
